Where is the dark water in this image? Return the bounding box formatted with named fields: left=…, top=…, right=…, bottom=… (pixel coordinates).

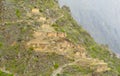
left=59, top=0, right=120, bottom=55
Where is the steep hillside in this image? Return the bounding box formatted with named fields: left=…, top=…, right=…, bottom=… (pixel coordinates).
left=59, top=0, right=120, bottom=54
left=0, top=0, right=120, bottom=76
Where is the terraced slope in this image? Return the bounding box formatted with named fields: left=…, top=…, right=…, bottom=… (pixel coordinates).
left=27, top=9, right=110, bottom=76
left=0, top=0, right=120, bottom=76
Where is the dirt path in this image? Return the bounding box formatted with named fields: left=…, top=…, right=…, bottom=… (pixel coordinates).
left=51, top=59, right=81, bottom=76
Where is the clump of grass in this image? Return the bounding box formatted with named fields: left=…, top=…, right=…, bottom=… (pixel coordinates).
left=15, top=9, right=21, bottom=18
left=0, top=42, right=3, bottom=48
left=53, top=62, right=59, bottom=69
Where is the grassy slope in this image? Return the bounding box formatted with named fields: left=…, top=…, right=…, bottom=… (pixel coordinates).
left=0, top=0, right=120, bottom=76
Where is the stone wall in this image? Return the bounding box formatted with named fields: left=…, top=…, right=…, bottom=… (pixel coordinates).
left=28, top=30, right=87, bottom=58
left=46, top=32, right=66, bottom=38
left=33, top=31, right=66, bottom=38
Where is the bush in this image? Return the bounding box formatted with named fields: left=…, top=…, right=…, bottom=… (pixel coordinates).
left=53, top=62, right=59, bottom=69
left=0, top=42, right=3, bottom=48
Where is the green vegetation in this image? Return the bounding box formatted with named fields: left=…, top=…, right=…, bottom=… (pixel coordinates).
left=0, top=71, right=13, bottom=76
left=53, top=62, right=59, bottom=69
left=15, top=9, right=21, bottom=18
left=0, top=42, right=3, bottom=48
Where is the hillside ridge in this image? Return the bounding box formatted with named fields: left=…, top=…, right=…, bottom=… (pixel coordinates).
left=0, top=0, right=120, bottom=76
left=27, top=7, right=110, bottom=75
